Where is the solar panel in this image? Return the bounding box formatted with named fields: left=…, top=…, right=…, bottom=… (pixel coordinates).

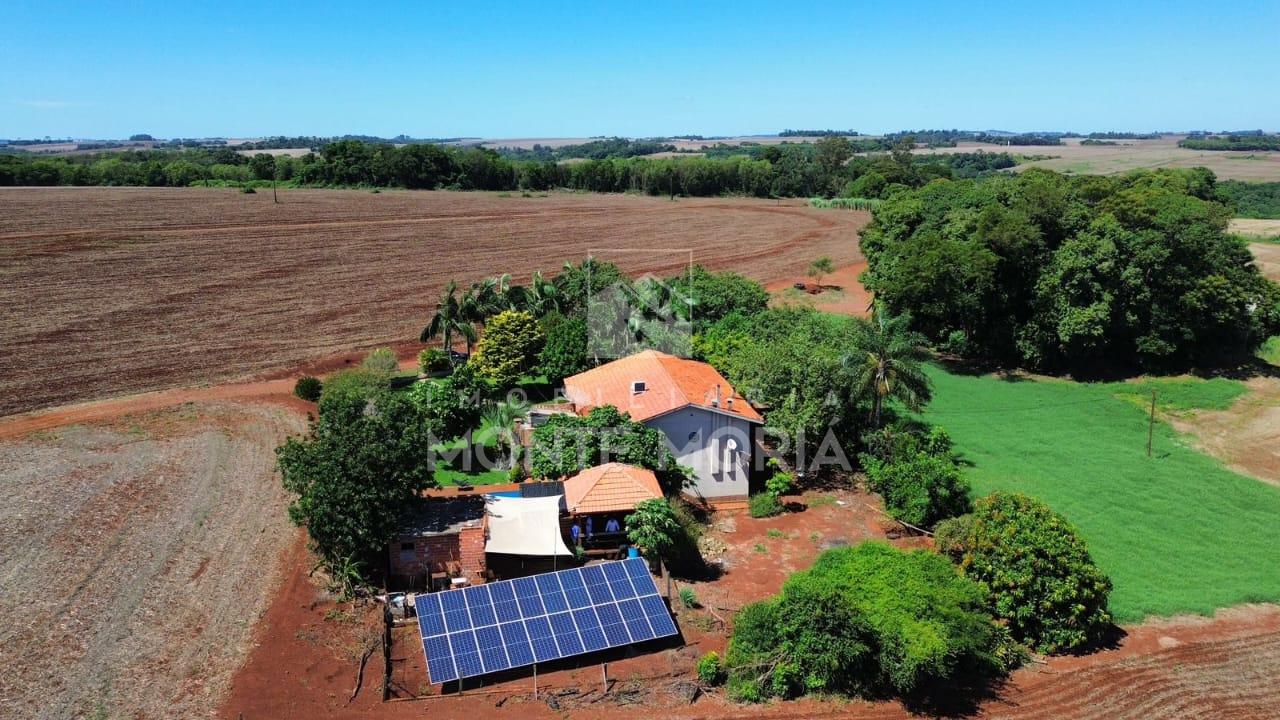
left=414, top=557, right=677, bottom=684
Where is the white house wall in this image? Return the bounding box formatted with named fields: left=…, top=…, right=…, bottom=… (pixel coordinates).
left=647, top=407, right=754, bottom=500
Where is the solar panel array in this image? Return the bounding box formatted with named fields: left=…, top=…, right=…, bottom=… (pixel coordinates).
left=414, top=557, right=678, bottom=684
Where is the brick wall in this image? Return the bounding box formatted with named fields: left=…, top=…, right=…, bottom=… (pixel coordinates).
left=387, top=529, right=491, bottom=588
left=458, top=525, right=487, bottom=583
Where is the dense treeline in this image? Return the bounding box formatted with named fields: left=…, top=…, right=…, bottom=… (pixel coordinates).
left=0, top=137, right=1020, bottom=198
left=778, top=129, right=860, bottom=137
left=1217, top=180, right=1280, bottom=219
left=861, top=168, right=1280, bottom=373
left=1086, top=132, right=1161, bottom=140
left=973, top=133, right=1064, bottom=146
left=1179, top=134, right=1280, bottom=151
left=493, top=137, right=676, bottom=160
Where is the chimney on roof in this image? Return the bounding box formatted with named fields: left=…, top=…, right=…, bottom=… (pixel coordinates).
left=727, top=395, right=735, bottom=411
left=712, top=384, right=721, bottom=407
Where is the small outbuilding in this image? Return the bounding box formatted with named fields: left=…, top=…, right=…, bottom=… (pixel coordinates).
left=562, top=463, right=662, bottom=550
left=388, top=496, right=486, bottom=590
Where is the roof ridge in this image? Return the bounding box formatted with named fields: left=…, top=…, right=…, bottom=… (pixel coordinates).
left=648, top=352, right=692, bottom=409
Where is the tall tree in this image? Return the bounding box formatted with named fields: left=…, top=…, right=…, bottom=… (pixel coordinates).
left=421, top=280, right=478, bottom=358
left=844, top=311, right=932, bottom=427
left=277, top=384, right=436, bottom=575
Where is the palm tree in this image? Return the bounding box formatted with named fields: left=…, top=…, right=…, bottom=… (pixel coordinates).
left=421, top=280, right=478, bottom=359
left=518, top=270, right=559, bottom=317
left=844, top=310, right=932, bottom=428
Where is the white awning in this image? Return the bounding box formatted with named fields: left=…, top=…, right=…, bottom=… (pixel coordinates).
left=483, top=495, right=573, bottom=557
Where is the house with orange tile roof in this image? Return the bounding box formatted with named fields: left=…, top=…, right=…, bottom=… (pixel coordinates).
left=562, top=350, right=762, bottom=503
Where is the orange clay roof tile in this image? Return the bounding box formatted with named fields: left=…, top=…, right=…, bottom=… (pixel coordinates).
left=562, top=350, right=762, bottom=423
left=562, top=463, right=663, bottom=514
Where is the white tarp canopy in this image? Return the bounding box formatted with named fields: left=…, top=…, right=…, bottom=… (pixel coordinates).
left=484, top=494, right=574, bottom=557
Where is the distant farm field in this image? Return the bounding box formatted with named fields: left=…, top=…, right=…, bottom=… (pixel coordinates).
left=912, top=136, right=1280, bottom=181
left=0, top=187, right=867, bottom=417
left=922, top=366, right=1280, bottom=623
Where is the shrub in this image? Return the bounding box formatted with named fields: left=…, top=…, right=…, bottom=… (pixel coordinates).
left=471, top=310, right=544, bottom=387
left=956, top=492, right=1113, bottom=654
left=294, top=375, right=322, bottom=402
left=506, top=461, right=525, bottom=483
left=678, top=586, right=699, bottom=608
left=748, top=492, right=783, bottom=518
left=862, top=451, right=971, bottom=529
left=725, top=542, right=1017, bottom=702
left=696, top=651, right=726, bottom=686
left=528, top=406, right=681, bottom=488
left=418, top=348, right=450, bottom=375
left=362, top=347, right=399, bottom=375
left=241, top=185, right=256, bottom=194
left=764, top=470, right=794, bottom=498
left=932, top=513, right=973, bottom=560
left=317, top=369, right=387, bottom=416
left=626, top=499, right=683, bottom=562
left=537, top=312, right=589, bottom=383
left=407, top=364, right=486, bottom=441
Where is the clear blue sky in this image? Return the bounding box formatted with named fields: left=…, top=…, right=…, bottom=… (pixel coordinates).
left=4, top=0, right=1277, bottom=139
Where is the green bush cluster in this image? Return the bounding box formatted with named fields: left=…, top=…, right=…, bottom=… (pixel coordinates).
left=293, top=375, right=322, bottom=402
left=696, top=651, right=727, bottom=686
left=418, top=348, right=450, bottom=375
left=860, top=424, right=971, bottom=529
left=407, top=364, right=486, bottom=442
left=950, top=492, right=1113, bottom=653
left=748, top=492, right=784, bottom=518
left=361, top=347, right=399, bottom=375
left=470, top=310, right=544, bottom=387
left=725, top=542, right=1021, bottom=702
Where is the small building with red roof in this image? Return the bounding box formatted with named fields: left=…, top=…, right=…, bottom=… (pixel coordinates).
left=562, top=350, right=762, bottom=503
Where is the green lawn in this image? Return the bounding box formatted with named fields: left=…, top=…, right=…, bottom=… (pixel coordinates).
left=921, top=365, right=1280, bottom=622
left=1261, top=336, right=1280, bottom=366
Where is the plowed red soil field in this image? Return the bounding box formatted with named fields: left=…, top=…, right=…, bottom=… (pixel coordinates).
left=0, top=187, right=868, bottom=417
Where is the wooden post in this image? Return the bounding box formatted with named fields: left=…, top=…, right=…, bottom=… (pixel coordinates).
left=533, top=662, right=538, bottom=700
left=601, top=662, right=608, bottom=695
left=382, top=602, right=393, bottom=701
left=1147, top=390, right=1157, bottom=458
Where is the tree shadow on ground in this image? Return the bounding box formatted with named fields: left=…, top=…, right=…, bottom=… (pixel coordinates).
left=898, top=669, right=1013, bottom=717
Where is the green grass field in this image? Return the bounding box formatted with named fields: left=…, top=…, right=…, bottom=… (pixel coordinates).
left=1262, top=336, right=1280, bottom=365
left=921, top=366, right=1280, bottom=623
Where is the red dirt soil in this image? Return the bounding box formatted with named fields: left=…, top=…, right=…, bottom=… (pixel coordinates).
left=220, top=488, right=1280, bottom=720
left=0, top=187, right=868, bottom=417
left=766, top=260, right=873, bottom=317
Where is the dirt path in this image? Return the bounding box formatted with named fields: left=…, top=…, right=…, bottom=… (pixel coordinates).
left=1169, top=376, right=1280, bottom=487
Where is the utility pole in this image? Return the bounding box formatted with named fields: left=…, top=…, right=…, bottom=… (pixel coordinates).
left=1146, top=390, right=1157, bottom=458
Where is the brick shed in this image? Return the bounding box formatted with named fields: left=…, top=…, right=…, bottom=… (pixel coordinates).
left=388, top=496, right=487, bottom=590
